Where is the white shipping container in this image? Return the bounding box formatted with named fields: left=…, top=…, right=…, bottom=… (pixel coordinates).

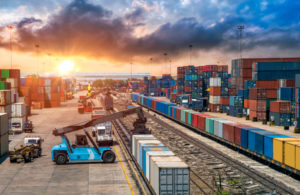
left=209, top=95, right=220, bottom=104
left=6, top=78, right=19, bottom=88
left=214, top=120, right=235, bottom=138
left=0, top=105, right=12, bottom=117
left=139, top=143, right=164, bottom=167
left=0, top=113, right=8, bottom=136
left=150, top=156, right=189, bottom=195
left=137, top=140, right=162, bottom=166
left=209, top=77, right=221, bottom=87
left=132, top=135, right=155, bottom=158
left=0, top=90, right=11, bottom=106
left=0, top=133, right=9, bottom=156
left=10, top=116, right=26, bottom=132
left=11, top=102, right=26, bottom=117
left=146, top=151, right=175, bottom=180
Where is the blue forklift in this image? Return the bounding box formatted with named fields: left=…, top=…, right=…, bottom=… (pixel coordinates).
left=51, top=107, right=149, bottom=165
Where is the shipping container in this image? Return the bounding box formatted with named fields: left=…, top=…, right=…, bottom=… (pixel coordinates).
left=0, top=90, right=11, bottom=105
left=145, top=151, right=175, bottom=180
left=0, top=113, right=8, bottom=136
left=223, top=123, right=237, bottom=142
left=137, top=140, right=162, bottom=167
left=248, top=100, right=266, bottom=111
left=284, top=141, right=300, bottom=169
left=270, top=101, right=290, bottom=113
left=214, top=120, right=234, bottom=138
left=264, top=134, right=291, bottom=159
left=234, top=124, right=252, bottom=146
left=0, top=132, right=9, bottom=156
left=11, top=102, right=26, bottom=117
left=132, top=135, right=155, bottom=158
left=150, top=156, right=189, bottom=195
left=141, top=146, right=168, bottom=174
left=273, top=138, right=299, bottom=163
left=205, top=118, right=221, bottom=134
left=10, top=116, right=26, bottom=132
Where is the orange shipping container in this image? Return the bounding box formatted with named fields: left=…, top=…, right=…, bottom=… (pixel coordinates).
left=220, top=97, right=229, bottom=105
left=244, top=99, right=249, bottom=108
left=210, top=87, right=221, bottom=96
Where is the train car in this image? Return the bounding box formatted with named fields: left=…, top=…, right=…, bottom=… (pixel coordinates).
left=131, top=93, right=300, bottom=177
left=100, top=94, right=113, bottom=110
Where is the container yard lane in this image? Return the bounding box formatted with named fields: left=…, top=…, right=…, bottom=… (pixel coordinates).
left=0, top=93, right=140, bottom=195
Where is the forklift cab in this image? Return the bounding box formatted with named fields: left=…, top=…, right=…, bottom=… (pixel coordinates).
left=73, top=134, right=89, bottom=148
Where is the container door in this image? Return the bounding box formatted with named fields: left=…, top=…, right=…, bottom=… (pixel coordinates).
left=174, top=168, right=190, bottom=195
left=159, top=168, right=173, bottom=194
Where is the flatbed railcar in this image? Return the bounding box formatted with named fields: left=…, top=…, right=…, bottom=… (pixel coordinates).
left=131, top=93, right=300, bottom=178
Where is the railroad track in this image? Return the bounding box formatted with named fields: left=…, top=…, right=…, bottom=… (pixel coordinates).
left=113, top=98, right=296, bottom=195
left=107, top=109, right=155, bottom=195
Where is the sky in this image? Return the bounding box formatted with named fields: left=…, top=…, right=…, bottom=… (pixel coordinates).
left=0, top=0, right=299, bottom=75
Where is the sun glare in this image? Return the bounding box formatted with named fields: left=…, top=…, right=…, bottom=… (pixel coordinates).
left=59, top=60, right=74, bottom=74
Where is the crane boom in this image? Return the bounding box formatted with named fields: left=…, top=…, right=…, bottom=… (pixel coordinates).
left=53, top=107, right=147, bottom=136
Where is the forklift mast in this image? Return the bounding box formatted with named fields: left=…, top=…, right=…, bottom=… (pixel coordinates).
left=53, top=107, right=149, bottom=136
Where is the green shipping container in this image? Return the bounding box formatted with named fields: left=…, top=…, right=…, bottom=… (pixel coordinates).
left=180, top=110, right=186, bottom=123
left=205, top=118, right=221, bottom=134
left=1, top=69, right=9, bottom=78
left=188, top=111, right=198, bottom=125
left=0, top=81, right=6, bottom=90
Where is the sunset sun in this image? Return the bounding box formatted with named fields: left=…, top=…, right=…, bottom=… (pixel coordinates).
left=59, top=60, right=74, bottom=74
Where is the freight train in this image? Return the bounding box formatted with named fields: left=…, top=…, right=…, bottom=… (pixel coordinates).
left=131, top=93, right=300, bottom=177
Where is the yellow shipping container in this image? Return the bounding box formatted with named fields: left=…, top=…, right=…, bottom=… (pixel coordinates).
left=284, top=141, right=300, bottom=169
left=296, top=144, right=300, bottom=170
left=273, top=138, right=299, bottom=163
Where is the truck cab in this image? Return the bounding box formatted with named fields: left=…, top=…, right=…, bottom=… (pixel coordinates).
left=92, top=122, right=113, bottom=146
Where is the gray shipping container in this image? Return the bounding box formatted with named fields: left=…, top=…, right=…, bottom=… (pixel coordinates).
left=150, top=156, right=190, bottom=195
left=0, top=132, right=9, bottom=156
left=132, top=135, right=155, bottom=158
left=0, top=113, right=8, bottom=136
left=137, top=140, right=162, bottom=166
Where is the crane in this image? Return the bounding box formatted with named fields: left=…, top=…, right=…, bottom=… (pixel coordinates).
left=51, top=107, right=149, bottom=165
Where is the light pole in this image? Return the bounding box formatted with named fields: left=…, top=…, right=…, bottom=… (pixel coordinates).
left=237, top=25, right=244, bottom=59
left=163, top=52, right=168, bottom=75
left=35, top=44, right=40, bottom=75
left=189, top=44, right=193, bottom=65
left=149, top=57, right=153, bottom=77
left=7, top=25, right=14, bottom=69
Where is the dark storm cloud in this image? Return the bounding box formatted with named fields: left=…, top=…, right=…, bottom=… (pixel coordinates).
left=0, top=0, right=300, bottom=63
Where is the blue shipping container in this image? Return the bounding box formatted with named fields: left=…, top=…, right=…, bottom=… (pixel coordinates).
left=264, top=134, right=291, bottom=159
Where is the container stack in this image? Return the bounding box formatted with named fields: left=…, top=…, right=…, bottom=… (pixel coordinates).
left=209, top=77, right=221, bottom=111
left=20, top=76, right=63, bottom=109
left=0, top=113, right=9, bottom=157
left=249, top=88, right=267, bottom=121
left=270, top=101, right=291, bottom=126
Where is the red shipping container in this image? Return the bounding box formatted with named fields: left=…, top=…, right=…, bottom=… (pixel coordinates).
left=228, top=88, right=237, bottom=96
left=249, top=111, right=266, bottom=121
left=270, top=101, right=291, bottom=113
left=197, top=114, right=213, bottom=131
left=243, top=99, right=249, bottom=108
left=19, top=86, right=31, bottom=97
left=176, top=107, right=184, bottom=120
left=185, top=112, right=189, bottom=124
left=212, top=72, right=218, bottom=77
left=234, top=124, right=253, bottom=146
left=197, top=80, right=203, bottom=86
left=240, top=68, right=252, bottom=77
left=266, top=89, right=277, bottom=99
left=223, top=123, right=236, bottom=142
left=248, top=100, right=266, bottom=111
left=210, top=87, right=221, bottom=95
left=256, top=81, right=279, bottom=89
left=249, top=88, right=266, bottom=100
left=9, top=69, right=20, bottom=78
left=220, top=97, right=229, bottom=105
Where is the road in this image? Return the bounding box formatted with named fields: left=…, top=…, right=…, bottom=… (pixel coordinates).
left=0, top=93, right=139, bottom=195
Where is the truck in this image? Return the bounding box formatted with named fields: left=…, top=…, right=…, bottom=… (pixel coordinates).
left=51, top=107, right=150, bottom=165
left=92, top=122, right=113, bottom=146
left=10, top=136, right=43, bottom=163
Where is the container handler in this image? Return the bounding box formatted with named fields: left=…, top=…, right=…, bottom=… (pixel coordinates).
left=52, top=107, right=150, bottom=165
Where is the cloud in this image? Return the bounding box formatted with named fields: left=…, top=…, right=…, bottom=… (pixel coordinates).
left=0, top=0, right=300, bottom=65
